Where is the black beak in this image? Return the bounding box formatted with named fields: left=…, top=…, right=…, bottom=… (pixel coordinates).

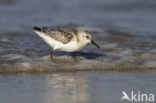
left=91, top=40, right=100, bottom=48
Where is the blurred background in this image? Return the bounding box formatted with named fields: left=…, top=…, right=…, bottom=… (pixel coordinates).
left=0, top=0, right=156, bottom=35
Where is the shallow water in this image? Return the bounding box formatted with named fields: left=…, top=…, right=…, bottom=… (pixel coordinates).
left=0, top=71, right=156, bottom=103
left=0, top=0, right=156, bottom=102
left=1, top=30, right=156, bottom=73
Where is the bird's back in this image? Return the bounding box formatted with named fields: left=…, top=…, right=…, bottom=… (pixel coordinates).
left=33, top=27, right=78, bottom=44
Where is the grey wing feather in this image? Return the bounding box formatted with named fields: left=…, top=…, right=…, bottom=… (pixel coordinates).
left=40, top=27, right=77, bottom=44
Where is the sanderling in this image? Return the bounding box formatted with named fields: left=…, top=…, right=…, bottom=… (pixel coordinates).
left=32, top=26, right=100, bottom=59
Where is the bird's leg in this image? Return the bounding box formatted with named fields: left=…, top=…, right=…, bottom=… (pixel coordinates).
left=50, top=50, right=54, bottom=60
left=72, top=52, right=77, bottom=61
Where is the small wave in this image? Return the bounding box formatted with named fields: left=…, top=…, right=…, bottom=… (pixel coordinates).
left=0, top=29, right=156, bottom=74
left=0, top=54, right=156, bottom=74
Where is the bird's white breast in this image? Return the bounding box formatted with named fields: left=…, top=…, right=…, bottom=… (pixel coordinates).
left=57, top=40, right=87, bottom=52
left=34, top=31, right=87, bottom=52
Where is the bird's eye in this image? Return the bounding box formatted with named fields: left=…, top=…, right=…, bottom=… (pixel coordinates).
left=86, top=36, right=89, bottom=38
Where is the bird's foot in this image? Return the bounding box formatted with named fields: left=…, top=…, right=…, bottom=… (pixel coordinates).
left=72, top=52, right=78, bottom=62
left=50, top=50, right=54, bottom=60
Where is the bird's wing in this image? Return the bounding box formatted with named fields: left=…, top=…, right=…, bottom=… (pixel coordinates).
left=33, top=27, right=77, bottom=44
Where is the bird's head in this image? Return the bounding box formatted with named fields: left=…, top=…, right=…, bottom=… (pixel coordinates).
left=79, top=31, right=100, bottom=48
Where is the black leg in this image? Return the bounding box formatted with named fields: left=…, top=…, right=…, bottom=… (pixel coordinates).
left=72, top=52, right=77, bottom=61
left=50, top=50, right=54, bottom=60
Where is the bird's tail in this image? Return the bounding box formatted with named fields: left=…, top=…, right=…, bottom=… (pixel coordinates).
left=32, top=27, right=41, bottom=32
left=32, top=26, right=46, bottom=38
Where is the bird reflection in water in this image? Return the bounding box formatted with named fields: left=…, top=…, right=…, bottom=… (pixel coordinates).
left=45, top=73, right=90, bottom=103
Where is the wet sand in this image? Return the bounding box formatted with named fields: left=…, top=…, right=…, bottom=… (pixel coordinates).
left=0, top=0, right=156, bottom=102
left=0, top=71, right=156, bottom=103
